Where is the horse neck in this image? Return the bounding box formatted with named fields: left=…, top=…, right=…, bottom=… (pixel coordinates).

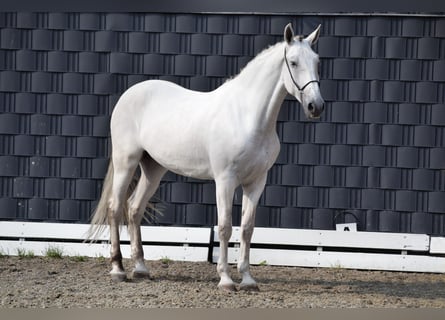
left=223, top=42, right=287, bottom=133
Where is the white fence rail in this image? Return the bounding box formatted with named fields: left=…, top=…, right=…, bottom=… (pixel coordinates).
left=1, top=222, right=444, bottom=273
left=0, top=221, right=211, bottom=262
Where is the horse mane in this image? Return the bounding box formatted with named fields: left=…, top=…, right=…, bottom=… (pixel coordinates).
left=224, top=40, right=285, bottom=84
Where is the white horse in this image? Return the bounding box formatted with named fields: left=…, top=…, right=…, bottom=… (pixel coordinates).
left=88, top=23, right=325, bottom=291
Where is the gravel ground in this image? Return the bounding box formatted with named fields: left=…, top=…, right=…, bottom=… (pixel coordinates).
left=1, top=256, right=445, bottom=308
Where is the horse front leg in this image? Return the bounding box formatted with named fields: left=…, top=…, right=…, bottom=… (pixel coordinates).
left=238, top=173, right=267, bottom=291
left=215, top=176, right=237, bottom=292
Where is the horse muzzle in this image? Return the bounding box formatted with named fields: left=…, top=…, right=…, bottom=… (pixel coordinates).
left=307, top=101, right=325, bottom=119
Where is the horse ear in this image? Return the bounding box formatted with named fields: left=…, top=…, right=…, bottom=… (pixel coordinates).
left=306, top=24, right=321, bottom=46
left=284, top=23, right=294, bottom=44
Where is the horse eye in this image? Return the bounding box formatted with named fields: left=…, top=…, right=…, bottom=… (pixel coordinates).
left=290, top=61, right=297, bottom=67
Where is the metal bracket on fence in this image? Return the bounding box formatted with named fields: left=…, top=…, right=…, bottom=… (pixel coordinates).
left=334, top=211, right=360, bottom=232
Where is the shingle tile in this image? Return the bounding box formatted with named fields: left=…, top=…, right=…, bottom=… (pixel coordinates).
left=410, top=212, right=433, bottom=234
left=400, top=60, right=421, bottom=81
left=347, top=124, right=368, bottom=144
left=418, top=38, right=440, bottom=59
left=330, top=145, right=351, bottom=166
left=412, top=169, right=434, bottom=191
left=143, top=54, right=164, bottom=75
left=350, top=37, right=371, bottom=58
left=16, top=50, right=37, bottom=71
left=191, top=34, right=212, bottom=54
left=95, top=31, right=117, bottom=52
left=397, top=103, right=421, bottom=125
left=413, top=125, right=436, bottom=147
left=145, top=14, right=165, bottom=32
left=380, top=168, right=402, bottom=189
left=160, top=33, right=181, bottom=54
left=385, top=38, right=407, bottom=59
left=298, top=144, right=319, bottom=164
left=362, top=189, right=385, bottom=210
left=0, top=113, right=20, bottom=134
left=297, top=187, right=318, bottom=207
left=185, top=204, right=207, bottom=226
left=367, top=18, right=391, bottom=36
left=63, top=31, right=84, bottom=51
left=329, top=188, right=350, bottom=209
left=15, top=93, right=37, bottom=114
left=45, top=178, right=65, bottom=199
left=76, top=179, right=96, bottom=200
left=47, top=51, right=69, bottom=72
left=397, top=147, right=419, bottom=168
left=76, top=137, right=98, bottom=157
left=32, top=29, right=53, bottom=50
left=333, top=59, right=354, bottom=79
left=345, top=166, right=366, bottom=188
left=428, top=192, right=445, bottom=213
left=379, top=211, right=400, bottom=232
left=60, top=158, right=81, bottom=178
left=281, top=164, right=303, bottom=186
left=222, top=34, right=243, bottom=56
left=366, top=59, right=389, bottom=80
left=0, top=198, right=18, bottom=219
left=279, top=207, right=303, bottom=228
left=32, top=72, right=53, bottom=93
left=110, top=53, right=132, bottom=74
left=106, top=13, right=133, bottom=31
left=415, top=82, right=438, bottom=104
left=207, top=15, right=228, bottom=34
left=312, top=209, right=334, bottom=229
left=383, top=81, right=405, bottom=102
left=0, top=156, right=19, bottom=176
left=59, top=199, right=80, bottom=220
left=28, top=198, right=49, bottom=220
left=381, top=125, right=403, bottom=146
left=175, top=55, right=196, bottom=76
left=264, top=185, right=287, bottom=207
left=362, top=146, right=386, bottom=167
left=318, top=37, right=339, bottom=57
left=330, top=102, right=353, bottom=123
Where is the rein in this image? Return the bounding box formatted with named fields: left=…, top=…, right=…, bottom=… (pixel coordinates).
left=284, top=47, right=320, bottom=99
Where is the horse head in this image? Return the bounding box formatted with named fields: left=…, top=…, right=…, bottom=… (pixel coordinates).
left=282, top=23, right=325, bottom=119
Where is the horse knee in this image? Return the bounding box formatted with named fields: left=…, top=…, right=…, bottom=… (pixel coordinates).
left=218, top=223, right=232, bottom=241
left=240, top=221, right=254, bottom=241
left=128, top=205, right=143, bottom=225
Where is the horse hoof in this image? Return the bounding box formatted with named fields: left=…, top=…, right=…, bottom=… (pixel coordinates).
left=239, top=282, right=260, bottom=291
left=131, top=270, right=151, bottom=280
left=110, top=272, right=127, bottom=282
left=218, top=282, right=237, bottom=292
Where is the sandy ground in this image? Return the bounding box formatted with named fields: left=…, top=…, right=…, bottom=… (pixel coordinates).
left=1, top=256, right=445, bottom=308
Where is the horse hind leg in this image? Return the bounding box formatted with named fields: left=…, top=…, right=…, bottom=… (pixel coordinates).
left=127, top=154, right=167, bottom=279
left=108, top=151, right=142, bottom=281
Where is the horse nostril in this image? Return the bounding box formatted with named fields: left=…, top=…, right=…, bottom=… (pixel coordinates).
left=308, top=103, right=314, bottom=112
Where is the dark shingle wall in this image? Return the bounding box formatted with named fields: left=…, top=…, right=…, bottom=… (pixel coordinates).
left=0, top=13, right=444, bottom=235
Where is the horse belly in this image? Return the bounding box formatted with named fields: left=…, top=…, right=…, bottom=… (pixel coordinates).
left=138, top=98, right=214, bottom=179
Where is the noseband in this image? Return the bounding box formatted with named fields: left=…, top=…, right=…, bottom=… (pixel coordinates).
left=284, top=47, right=320, bottom=99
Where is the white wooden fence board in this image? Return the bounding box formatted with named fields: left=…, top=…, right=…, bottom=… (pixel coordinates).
left=0, top=240, right=209, bottom=262
left=213, top=226, right=430, bottom=251
left=212, top=248, right=445, bottom=273
left=0, top=221, right=211, bottom=244
left=430, top=237, right=445, bottom=254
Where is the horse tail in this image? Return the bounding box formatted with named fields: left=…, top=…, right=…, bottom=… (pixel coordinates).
left=86, top=159, right=114, bottom=241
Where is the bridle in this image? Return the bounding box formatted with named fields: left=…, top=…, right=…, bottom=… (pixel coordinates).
left=284, top=47, right=320, bottom=100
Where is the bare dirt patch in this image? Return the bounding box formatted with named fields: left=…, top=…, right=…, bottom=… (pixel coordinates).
left=1, top=256, right=444, bottom=308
